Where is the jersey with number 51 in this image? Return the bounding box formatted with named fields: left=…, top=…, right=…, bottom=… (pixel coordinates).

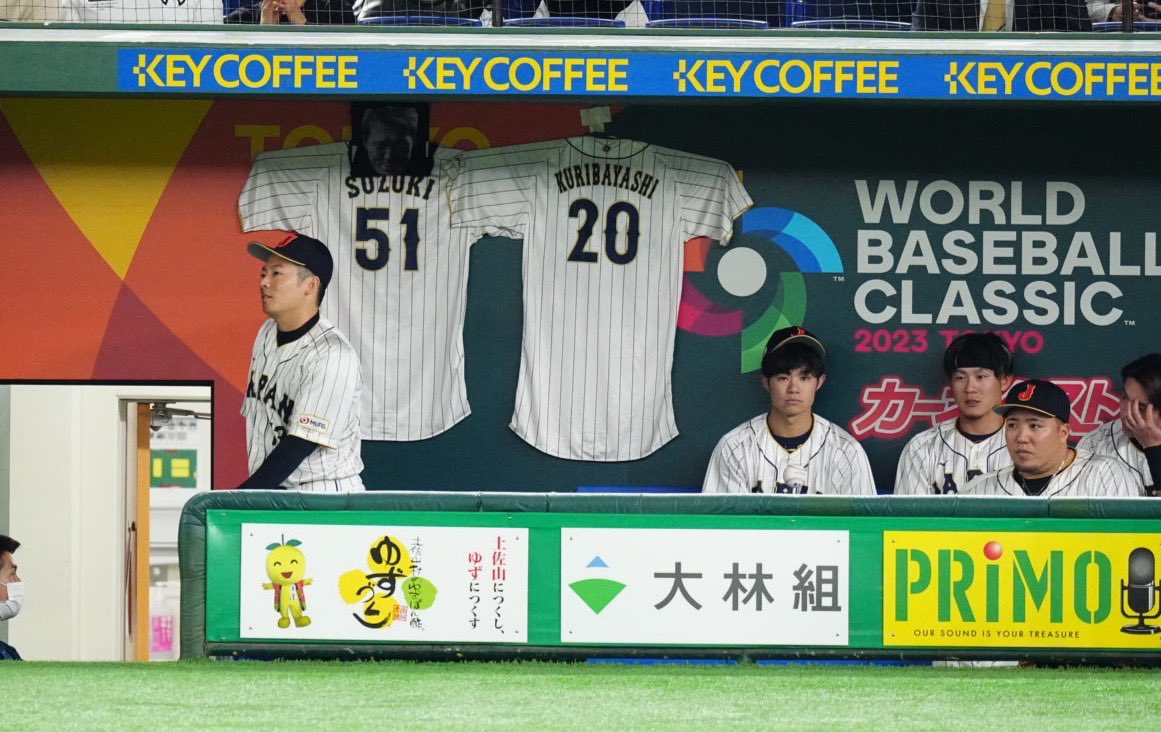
left=240, top=143, right=481, bottom=442
left=447, top=137, right=753, bottom=461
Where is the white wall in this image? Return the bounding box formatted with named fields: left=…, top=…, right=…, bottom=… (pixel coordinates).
left=4, top=384, right=209, bottom=661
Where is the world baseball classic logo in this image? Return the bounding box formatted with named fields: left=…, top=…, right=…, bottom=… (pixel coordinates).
left=678, top=207, right=843, bottom=373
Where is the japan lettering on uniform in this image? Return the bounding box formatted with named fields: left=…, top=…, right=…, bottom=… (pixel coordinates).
left=702, top=414, right=877, bottom=495
left=893, top=421, right=1011, bottom=495
left=962, top=449, right=1144, bottom=497
left=1078, top=419, right=1156, bottom=495
left=447, top=137, right=753, bottom=461
left=240, top=143, right=482, bottom=442
left=241, top=317, right=364, bottom=492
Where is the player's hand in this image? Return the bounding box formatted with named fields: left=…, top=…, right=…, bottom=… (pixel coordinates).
left=1109, top=2, right=1145, bottom=20
left=1124, top=400, right=1161, bottom=448
left=259, top=0, right=281, bottom=24
left=1143, top=1, right=1161, bottom=17
left=276, top=0, right=308, bottom=24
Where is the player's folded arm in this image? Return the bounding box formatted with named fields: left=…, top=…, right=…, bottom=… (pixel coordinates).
left=235, top=436, right=319, bottom=490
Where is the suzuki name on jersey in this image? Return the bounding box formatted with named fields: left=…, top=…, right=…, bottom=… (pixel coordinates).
left=345, top=175, right=437, bottom=200
left=554, top=163, right=661, bottom=199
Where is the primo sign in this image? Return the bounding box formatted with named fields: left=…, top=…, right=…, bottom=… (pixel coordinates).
left=883, top=531, right=1161, bottom=649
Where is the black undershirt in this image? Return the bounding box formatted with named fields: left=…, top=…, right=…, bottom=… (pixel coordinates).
left=773, top=430, right=811, bottom=453
left=1016, top=473, right=1053, bottom=496
left=237, top=312, right=323, bottom=490
left=1131, top=440, right=1161, bottom=496
left=958, top=425, right=1001, bottom=445
left=277, top=312, right=319, bottom=347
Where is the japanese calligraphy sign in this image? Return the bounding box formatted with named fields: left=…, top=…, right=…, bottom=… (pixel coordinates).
left=561, top=529, right=849, bottom=646
left=239, top=523, right=528, bottom=643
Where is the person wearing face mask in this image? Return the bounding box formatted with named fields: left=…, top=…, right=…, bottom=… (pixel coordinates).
left=0, top=535, right=23, bottom=661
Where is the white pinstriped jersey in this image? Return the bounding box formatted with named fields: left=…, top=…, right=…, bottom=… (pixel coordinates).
left=241, top=144, right=480, bottom=441
left=894, top=421, right=1011, bottom=495
left=962, top=449, right=1143, bottom=497
left=242, top=317, right=364, bottom=492
left=59, top=0, right=222, bottom=22
left=447, top=137, right=753, bottom=461
left=702, top=414, right=876, bottom=495
left=1078, top=420, right=1154, bottom=491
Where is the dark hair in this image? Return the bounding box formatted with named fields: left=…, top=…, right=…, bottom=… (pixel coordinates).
left=942, top=332, right=1013, bottom=379
left=762, top=343, right=826, bottom=378
left=0, top=535, right=19, bottom=556
left=1121, top=354, right=1161, bottom=408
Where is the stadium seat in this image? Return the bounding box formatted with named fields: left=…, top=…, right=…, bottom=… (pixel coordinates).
left=359, top=14, right=484, bottom=23
left=1092, top=20, right=1161, bottom=30
left=641, top=0, right=776, bottom=23
left=575, top=485, right=701, bottom=493
left=503, top=14, right=626, bottom=23
left=787, top=0, right=912, bottom=24
left=645, top=16, right=769, bottom=26
left=790, top=17, right=910, bottom=28
left=501, top=0, right=540, bottom=18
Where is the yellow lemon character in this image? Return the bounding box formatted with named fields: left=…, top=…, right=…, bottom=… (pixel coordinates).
left=262, top=537, right=313, bottom=629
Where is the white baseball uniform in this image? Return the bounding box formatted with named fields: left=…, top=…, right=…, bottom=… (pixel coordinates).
left=962, top=449, right=1143, bottom=497
left=59, top=0, right=222, bottom=22
left=446, top=136, right=752, bottom=461
left=1078, top=420, right=1155, bottom=492
left=240, top=143, right=481, bottom=441
left=894, top=420, right=1011, bottom=495
left=242, top=316, right=364, bottom=492
left=702, top=413, right=877, bottom=495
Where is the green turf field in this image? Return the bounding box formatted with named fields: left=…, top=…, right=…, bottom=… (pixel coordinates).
left=4, top=661, right=1160, bottom=730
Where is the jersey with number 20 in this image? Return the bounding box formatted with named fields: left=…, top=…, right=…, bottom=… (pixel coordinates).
left=448, top=137, right=753, bottom=461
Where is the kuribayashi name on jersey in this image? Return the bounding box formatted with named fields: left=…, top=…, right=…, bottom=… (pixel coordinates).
left=344, top=175, right=438, bottom=200
left=554, top=163, right=661, bottom=199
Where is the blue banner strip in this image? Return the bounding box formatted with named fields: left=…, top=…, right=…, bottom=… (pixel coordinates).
left=116, top=48, right=1161, bottom=101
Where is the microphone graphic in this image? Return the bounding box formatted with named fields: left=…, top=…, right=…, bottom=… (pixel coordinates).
left=1120, top=547, right=1161, bottom=635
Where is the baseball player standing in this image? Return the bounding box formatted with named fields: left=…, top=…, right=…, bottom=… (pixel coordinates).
left=239, top=133, right=481, bottom=442
left=702, top=326, right=876, bottom=495
left=1079, top=353, right=1161, bottom=496
left=446, top=137, right=752, bottom=461
left=238, top=233, right=364, bottom=492
left=894, top=333, right=1014, bottom=495
left=964, top=379, right=1141, bottom=497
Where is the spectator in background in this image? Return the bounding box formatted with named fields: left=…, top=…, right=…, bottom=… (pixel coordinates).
left=911, top=0, right=1128, bottom=31
left=0, top=535, right=23, bottom=661
left=702, top=326, right=876, bottom=495
left=0, top=0, right=58, bottom=20
left=59, top=0, right=223, bottom=22
left=895, top=333, right=1014, bottom=495
left=227, top=0, right=353, bottom=23
left=964, top=380, right=1141, bottom=497
left=1079, top=354, right=1161, bottom=496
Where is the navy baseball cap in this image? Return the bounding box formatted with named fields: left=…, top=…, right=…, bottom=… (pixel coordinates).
left=761, top=326, right=826, bottom=376
left=247, top=233, right=334, bottom=291
left=994, top=379, right=1071, bottom=423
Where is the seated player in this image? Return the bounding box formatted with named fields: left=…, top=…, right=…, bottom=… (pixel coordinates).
left=58, top=0, right=223, bottom=22
left=964, top=379, right=1141, bottom=497
left=702, top=326, right=875, bottom=495
left=894, top=333, right=1014, bottom=495
left=1079, top=353, right=1161, bottom=497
